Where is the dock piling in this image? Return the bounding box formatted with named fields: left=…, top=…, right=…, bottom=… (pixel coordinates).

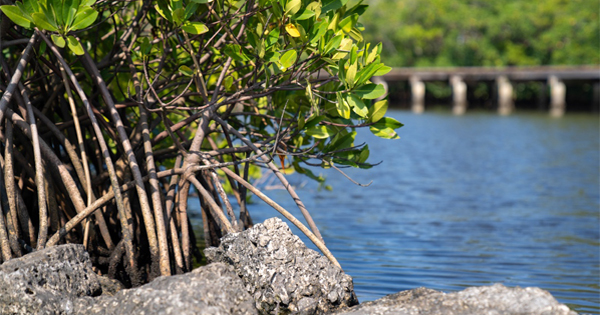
left=497, top=76, right=514, bottom=115
left=450, top=75, right=467, bottom=115
left=410, top=76, right=425, bottom=114
left=549, top=75, right=566, bottom=117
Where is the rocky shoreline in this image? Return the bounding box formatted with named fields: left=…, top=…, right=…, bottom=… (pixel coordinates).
left=0, top=218, right=577, bottom=314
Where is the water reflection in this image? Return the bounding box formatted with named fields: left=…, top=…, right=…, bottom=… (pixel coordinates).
left=194, top=110, right=600, bottom=313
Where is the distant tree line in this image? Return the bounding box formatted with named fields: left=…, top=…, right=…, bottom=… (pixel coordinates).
left=361, top=0, right=599, bottom=67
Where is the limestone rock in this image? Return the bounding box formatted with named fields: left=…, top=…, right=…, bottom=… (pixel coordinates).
left=330, top=284, right=577, bottom=315
left=0, top=244, right=103, bottom=315
left=204, top=217, right=358, bottom=314
left=75, top=262, right=258, bottom=315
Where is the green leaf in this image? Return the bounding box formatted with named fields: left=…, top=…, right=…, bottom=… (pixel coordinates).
left=172, top=7, right=185, bottom=25
left=66, top=35, right=84, bottom=55
left=51, top=34, right=66, bottom=48
left=369, top=117, right=402, bottom=139
left=0, top=5, right=33, bottom=28
left=179, top=65, right=194, bottom=76
left=52, top=0, right=64, bottom=27
left=23, top=0, right=39, bottom=14
left=285, top=0, right=301, bottom=16
left=294, top=8, right=314, bottom=20
left=374, top=65, right=391, bottom=76
left=64, top=0, right=79, bottom=27
left=330, top=130, right=356, bottom=151
left=366, top=43, right=381, bottom=64
left=224, top=44, right=250, bottom=61
left=223, top=76, right=234, bottom=90
left=379, top=117, right=403, bottom=129
left=353, top=84, right=385, bottom=99
left=369, top=99, right=387, bottom=123
left=306, top=125, right=335, bottom=139
left=140, top=37, right=151, bottom=55
left=38, top=40, right=47, bottom=55
left=278, top=49, right=297, bottom=71
left=354, top=62, right=383, bottom=87
left=321, top=0, right=347, bottom=14
left=264, top=51, right=280, bottom=62
left=69, top=7, right=98, bottom=31
left=323, top=35, right=343, bottom=55
left=306, top=82, right=317, bottom=109
left=80, top=0, right=95, bottom=6
left=332, top=37, right=352, bottom=59
left=265, top=27, right=279, bottom=47
left=347, top=93, right=368, bottom=117
left=338, top=13, right=358, bottom=33
left=306, top=1, right=321, bottom=18
left=181, top=21, right=209, bottom=34
left=336, top=92, right=351, bottom=119
left=309, top=19, right=328, bottom=44
left=369, top=125, right=398, bottom=139
left=358, top=144, right=369, bottom=163
left=345, top=62, right=357, bottom=88
left=154, top=3, right=172, bottom=21
left=184, top=3, right=199, bottom=19
left=32, top=12, right=59, bottom=31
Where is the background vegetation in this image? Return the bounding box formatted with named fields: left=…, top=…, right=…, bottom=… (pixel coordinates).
left=361, top=0, right=600, bottom=67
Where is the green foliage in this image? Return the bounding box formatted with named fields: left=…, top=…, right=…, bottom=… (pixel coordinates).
left=1, top=0, right=98, bottom=55
left=0, top=0, right=401, bottom=280
left=361, top=0, right=600, bottom=67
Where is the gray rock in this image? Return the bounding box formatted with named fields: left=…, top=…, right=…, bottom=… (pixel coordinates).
left=74, top=262, right=258, bottom=315
left=204, top=217, right=358, bottom=315
left=330, top=284, right=577, bottom=315
left=0, top=244, right=103, bottom=314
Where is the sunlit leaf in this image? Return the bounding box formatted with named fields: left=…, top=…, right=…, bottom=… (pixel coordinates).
left=355, top=62, right=383, bottom=86
left=336, top=92, right=351, bottom=119
left=369, top=116, right=403, bottom=139
left=369, top=99, right=387, bottom=123
left=294, top=8, right=314, bottom=20
left=181, top=21, right=209, bottom=34
left=224, top=76, right=234, bottom=90
left=306, top=1, right=321, bottom=18
left=345, top=62, right=357, bottom=87
left=81, top=0, right=95, bottom=6
left=285, top=0, right=301, bottom=16
left=338, top=13, right=358, bottom=33
left=66, top=35, right=84, bottom=55
left=347, top=93, right=367, bottom=117
left=374, top=65, right=391, bottom=76
left=0, top=5, right=33, bottom=28
left=285, top=23, right=301, bottom=37
left=332, top=37, right=352, bottom=59
left=306, top=125, right=335, bottom=139
left=69, top=7, right=98, bottom=31
left=32, top=12, right=58, bottom=31
left=323, top=35, right=343, bottom=54
left=309, top=19, right=328, bottom=44
left=354, top=84, right=385, bottom=99
left=51, top=34, right=66, bottom=48
left=179, top=65, right=194, bottom=76
left=278, top=50, right=297, bottom=70
left=154, top=4, right=172, bottom=21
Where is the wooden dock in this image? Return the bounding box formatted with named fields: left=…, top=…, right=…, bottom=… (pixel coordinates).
left=375, top=65, right=600, bottom=116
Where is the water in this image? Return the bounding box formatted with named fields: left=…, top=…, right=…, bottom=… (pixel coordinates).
left=193, top=109, right=600, bottom=313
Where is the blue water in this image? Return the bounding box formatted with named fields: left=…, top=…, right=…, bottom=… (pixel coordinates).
left=194, top=109, right=600, bottom=313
